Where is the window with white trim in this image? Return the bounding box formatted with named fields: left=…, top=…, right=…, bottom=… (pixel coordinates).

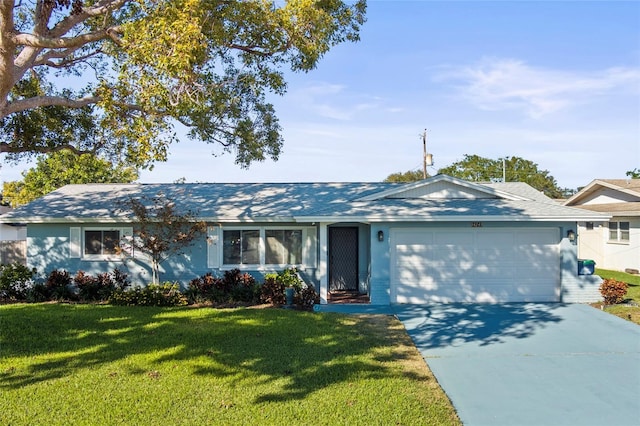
left=221, top=228, right=308, bottom=267
left=608, top=221, right=630, bottom=242
left=85, top=229, right=120, bottom=256
left=70, top=226, right=133, bottom=259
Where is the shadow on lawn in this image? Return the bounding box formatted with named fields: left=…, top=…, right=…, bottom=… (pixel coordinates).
left=394, top=303, right=565, bottom=350
left=0, top=304, right=415, bottom=402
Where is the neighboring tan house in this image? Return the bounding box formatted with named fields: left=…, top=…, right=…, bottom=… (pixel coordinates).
left=563, top=179, right=640, bottom=273
left=0, top=175, right=608, bottom=303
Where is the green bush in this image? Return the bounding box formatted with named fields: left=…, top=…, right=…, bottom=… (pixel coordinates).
left=110, top=282, right=188, bottom=307
left=0, top=262, right=37, bottom=301
left=600, top=278, right=628, bottom=305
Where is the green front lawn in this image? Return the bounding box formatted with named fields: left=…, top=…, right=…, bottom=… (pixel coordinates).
left=0, top=304, right=459, bottom=425
left=594, top=268, right=640, bottom=325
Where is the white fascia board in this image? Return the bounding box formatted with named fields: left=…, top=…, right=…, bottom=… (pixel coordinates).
left=294, top=213, right=612, bottom=223
left=564, top=180, right=640, bottom=205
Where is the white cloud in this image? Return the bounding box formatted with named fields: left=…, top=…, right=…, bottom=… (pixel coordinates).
left=435, top=58, right=640, bottom=118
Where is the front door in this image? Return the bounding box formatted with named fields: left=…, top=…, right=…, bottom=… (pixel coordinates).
left=329, top=227, right=358, bottom=291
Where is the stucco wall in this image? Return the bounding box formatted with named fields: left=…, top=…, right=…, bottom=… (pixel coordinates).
left=578, top=218, right=640, bottom=272
left=26, top=222, right=320, bottom=289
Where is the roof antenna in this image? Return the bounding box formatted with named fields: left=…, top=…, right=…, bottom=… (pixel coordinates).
left=422, top=129, right=434, bottom=179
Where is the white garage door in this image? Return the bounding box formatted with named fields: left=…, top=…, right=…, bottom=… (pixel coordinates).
left=391, top=227, right=560, bottom=303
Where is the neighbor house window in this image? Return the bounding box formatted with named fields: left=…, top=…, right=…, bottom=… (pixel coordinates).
left=265, top=230, right=302, bottom=264
left=609, top=221, right=630, bottom=242
left=84, top=229, right=120, bottom=256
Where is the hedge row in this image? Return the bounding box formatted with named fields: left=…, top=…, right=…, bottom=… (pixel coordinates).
left=0, top=263, right=318, bottom=309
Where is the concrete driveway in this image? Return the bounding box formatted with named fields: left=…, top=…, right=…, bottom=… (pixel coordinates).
left=394, top=303, right=640, bottom=426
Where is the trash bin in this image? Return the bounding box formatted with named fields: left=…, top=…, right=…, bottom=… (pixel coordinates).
left=578, top=259, right=595, bottom=275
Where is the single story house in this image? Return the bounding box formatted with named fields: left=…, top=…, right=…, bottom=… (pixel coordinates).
left=563, top=179, right=640, bottom=273
left=0, top=175, right=609, bottom=304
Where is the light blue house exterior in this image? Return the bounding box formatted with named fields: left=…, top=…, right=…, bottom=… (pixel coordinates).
left=0, top=175, right=608, bottom=304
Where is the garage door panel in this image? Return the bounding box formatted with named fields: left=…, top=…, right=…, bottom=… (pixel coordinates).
left=391, top=228, right=560, bottom=303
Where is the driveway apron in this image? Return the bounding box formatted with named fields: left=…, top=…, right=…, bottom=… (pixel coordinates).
left=394, top=303, right=640, bottom=426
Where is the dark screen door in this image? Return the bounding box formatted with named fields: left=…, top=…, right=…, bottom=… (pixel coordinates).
left=329, top=227, right=358, bottom=291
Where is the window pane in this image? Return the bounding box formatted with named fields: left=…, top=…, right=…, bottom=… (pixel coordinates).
left=85, top=230, right=102, bottom=255
left=265, top=230, right=284, bottom=264
left=285, top=230, right=302, bottom=264
left=103, top=231, right=120, bottom=255
left=609, top=222, right=618, bottom=240
left=223, top=230, right=241, bottom=264
left=242, top=230, right=260, bottom=264
left=620, top=222, right=630, bottom=241
left=265, top=229, right=302, bottom=265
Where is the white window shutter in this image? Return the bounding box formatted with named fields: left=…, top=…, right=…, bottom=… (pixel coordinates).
left=207, top=226, right=220, bottom=268
left=69, top=227, right=81, bottom=258
left=303, top=228, right=318, bottom=268
left=121, top=227, right=134, bottom=257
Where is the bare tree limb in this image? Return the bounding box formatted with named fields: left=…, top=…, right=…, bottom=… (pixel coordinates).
left=3, top=94, right=100, bottom=116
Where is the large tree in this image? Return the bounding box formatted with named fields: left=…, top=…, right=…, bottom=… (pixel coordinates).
left=0, top=0, right=366, bottom=168
left=2, top=151, right=137, bottom=206
left=438, top=155, right=564, bottom=198
left=383, top=169, right=424, bottom=183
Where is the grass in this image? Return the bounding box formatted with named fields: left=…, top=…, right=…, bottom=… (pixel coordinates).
left=0, top=304, right=459, bottom=425
left=594, top=268, right=640, bottom=325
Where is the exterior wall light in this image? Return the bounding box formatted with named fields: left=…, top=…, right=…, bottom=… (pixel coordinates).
left=567, top=230, right=576, bottom=242
left=377, top=230, right=384, bottom=242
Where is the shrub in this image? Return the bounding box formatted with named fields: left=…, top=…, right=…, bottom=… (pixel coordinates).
left=46, top=269, right=75, bottom=301
left=187, top=270, right=260, bottom=304
left=277, top=267, right=303, bottom=291
left=111, top=268, right=131, bottom=291
left=75, top=268, right=131, bottom=302
left=0, top=262, right=37, bottom=301
left=260, top=274, right=286, bottom=305
left=294, top=285, right=320, bottom=309
left=186, top=272, right=221, bottom=303
left=600, top=279, right=628, bottom=305
left=110, top=282, right=187, bottom=307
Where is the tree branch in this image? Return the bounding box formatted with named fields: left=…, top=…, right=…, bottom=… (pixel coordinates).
left=13, top=27, right=114, bottom=49
left=3, top=94, right=100, bottom=116
left=0, top=140, right=92, bottom=155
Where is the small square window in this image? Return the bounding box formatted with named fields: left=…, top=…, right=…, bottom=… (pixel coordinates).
left=585, top=222, right=594, bottom=230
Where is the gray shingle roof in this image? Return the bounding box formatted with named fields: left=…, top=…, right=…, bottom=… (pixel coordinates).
left=0, top=179, right=609, bottom=223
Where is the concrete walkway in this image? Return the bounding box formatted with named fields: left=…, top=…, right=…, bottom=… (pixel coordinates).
left=394, top=303, right=640, bottom=426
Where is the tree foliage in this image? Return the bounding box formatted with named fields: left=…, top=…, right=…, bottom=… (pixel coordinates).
left=2, top=151, right=137, bottom=207
left=383, top=169, right=425, bottom=183
left=437, top=155, right=564, bottom=198
left=0, top=0, right=366, bottom=169
left=626, top=168, right=640, bottom=179
left=119, top=193, right=206, bottom=284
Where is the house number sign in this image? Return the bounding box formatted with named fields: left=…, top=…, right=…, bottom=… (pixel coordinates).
left=471, top=222, right=483, bottom=228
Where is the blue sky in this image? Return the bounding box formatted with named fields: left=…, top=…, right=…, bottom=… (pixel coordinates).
left=3, top=0, right=640, bottom=190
